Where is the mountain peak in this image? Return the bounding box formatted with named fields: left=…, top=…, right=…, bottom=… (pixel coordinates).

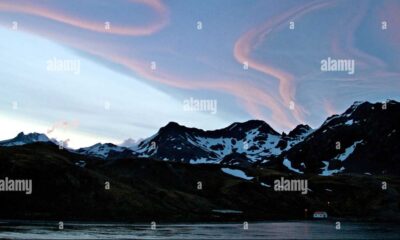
left=16, top=131, right=25, bottom=137
left=322, top=100, right=384, bottom=127
left=0, top=132, right=50, bottom=147
left=226, top=120, right=279, bottom=135
left=16, top=132, right=49, bottom=141
left=164, top=121, right=182, bottom=128
left=343, top=101, right=371, bottom=116
left=230, top=120, right=267, bottom=127
left=159, top=121, right=189, bottom=134
left=288, top=124, right=312, bottom=138
left=76, top=142, right=129, bottom=159
left=342, top=100, right=399, bottom=120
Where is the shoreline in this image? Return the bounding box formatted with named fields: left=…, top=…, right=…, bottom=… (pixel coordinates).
left=1, top=218, right=399, bottom=226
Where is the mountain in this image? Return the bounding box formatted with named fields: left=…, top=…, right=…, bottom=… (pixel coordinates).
left=1, top=142, right=399, bottom=222
left=0, top=100, right=398, bottom=175
left=134, top=120, right=304, bottom=165
left=0, top=100, right=399, bottom=222
left=0, top=132, right=52, bottom=146
left=266, top=100, right=400, bottom=176
left=132, top=120, right=313, bottom=166
left=132, top=100, right=399, bottom=175
left=75, top=143, right=135, bottom=159
left=0, top=133, right=135, bottom=160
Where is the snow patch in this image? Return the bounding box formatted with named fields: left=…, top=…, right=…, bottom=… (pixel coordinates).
left=260, top=182, right=271, bottom=188
left=320, top=161, right=345, bottom=176
left=336, top=140, right=363, bottom=161
left=190, top=158, right=218, bottom=164
left=221, top=168, right=254, bottom=180
left=283, top=158, right=303, bottom=174
left=345, top=119, right=354, bottom=125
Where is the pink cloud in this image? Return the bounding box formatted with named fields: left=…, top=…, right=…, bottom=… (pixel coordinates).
left=234, top=1, right=335, bottom=123
left=0, top=0, right=169, bottom=36
left=47, top=120, right=80, bottom=134
left=0, top=0, right=319, bottom=130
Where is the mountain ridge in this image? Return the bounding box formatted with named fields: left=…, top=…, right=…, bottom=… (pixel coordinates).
left=1, top=100, right=399, bottom=175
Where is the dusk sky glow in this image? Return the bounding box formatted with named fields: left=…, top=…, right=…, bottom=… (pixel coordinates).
left=0, top=0, right=399, bottom=148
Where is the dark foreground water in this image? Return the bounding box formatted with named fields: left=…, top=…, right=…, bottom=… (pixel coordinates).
left=0, top=221, right=399, bottom=239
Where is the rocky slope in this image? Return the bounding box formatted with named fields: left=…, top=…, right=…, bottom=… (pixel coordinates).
left=0, top=143, right=399, bottom=222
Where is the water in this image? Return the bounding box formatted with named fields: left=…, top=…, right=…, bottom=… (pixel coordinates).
left=0, top=221, right=399, bottom=239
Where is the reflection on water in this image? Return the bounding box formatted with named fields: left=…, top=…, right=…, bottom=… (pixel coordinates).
left=0, top=221, right=400, bottom=239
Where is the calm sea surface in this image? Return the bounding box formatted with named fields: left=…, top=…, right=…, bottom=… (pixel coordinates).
left=0, top=221, right=399, bottom=239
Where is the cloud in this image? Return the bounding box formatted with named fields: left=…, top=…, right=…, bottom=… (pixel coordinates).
left=323, top=99, right=338, bottom=116
left=233, top=1, right=335, bottom=123
left=0, top=0, right=313, bottom=130
left=2, top=0, right=398, bottom=136
left=120, top=137, right=143, bottom=148
left=0, top=0, right=169, bottom=36
left=330, top=1, right=386, bottom=69
left=47, top=120, right=80, bottom=134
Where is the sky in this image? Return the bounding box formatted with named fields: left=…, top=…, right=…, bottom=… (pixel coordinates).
left=0, top=0, right=399, bottom=148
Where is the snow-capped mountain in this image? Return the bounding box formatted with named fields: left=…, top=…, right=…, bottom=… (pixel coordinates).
left=134, top=120, right=313, bottom=165
left=267, top=100, right=400, bottom=176
left=1, top=100, right=398, bottom=175
left=75, top=143, right=134, bottom=159
left=133, top=100, right=399, bottom=175
left=0, top=132, right=52, bottom=146
left=0, top=133, right=135, bottom=159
